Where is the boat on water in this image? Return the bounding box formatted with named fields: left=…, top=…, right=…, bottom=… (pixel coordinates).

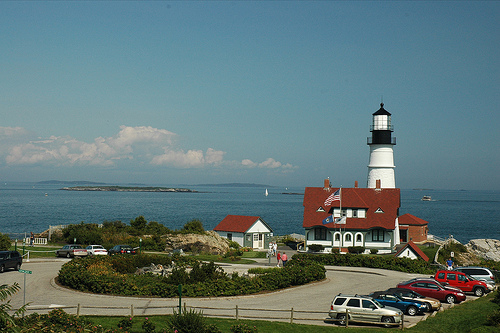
left=421, top=195, right=432, bottom=201
left=265, top=189, right=268, bottom=197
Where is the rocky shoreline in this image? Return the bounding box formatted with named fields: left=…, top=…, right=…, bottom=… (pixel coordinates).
left=60, top=186, right=197, bottom=192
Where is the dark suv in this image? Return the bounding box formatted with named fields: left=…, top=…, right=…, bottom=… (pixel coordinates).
left=0, top=251, right=22, bottom=273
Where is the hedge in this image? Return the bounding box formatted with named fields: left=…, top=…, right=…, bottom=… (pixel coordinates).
left=292, top=252, right=435, bottom=274
left=57, top=254, right=326, bottom=297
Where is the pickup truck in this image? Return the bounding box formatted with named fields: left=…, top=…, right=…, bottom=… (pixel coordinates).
left=0, top=251, right=22, bottom=273
left=434, top=270, right=489, bottom=297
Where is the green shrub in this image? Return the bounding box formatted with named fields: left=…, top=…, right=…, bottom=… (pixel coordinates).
left=228, top=240, right=241, bottom=249
left=0, top=233, right=11, bottom=251
left=348, top=246, right=365, bottom=254
left=292, top=252, right=435, bottom=274
left=370, top=248, right=379, bottom=254
left=308, top=244, right=324, bottom=252
left=117, top=316, right=133, bottom=330
left=142, top=317, right=156, bottom=333
left=230, top=323, right=258, bottom=333
left=182, top=219, right=205, bottom=234
left=167, top=306, right=207, bottom=333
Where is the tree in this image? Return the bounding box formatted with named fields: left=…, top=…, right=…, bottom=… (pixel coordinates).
left=62, top=223, right=102, bottom=245
left=0, top=283, right=26, bottom=332
left=130, top=216, right=147, bottom=231
left=0, top=233, right=11, bottom=251
left=182, top=219, right=204, bottom=234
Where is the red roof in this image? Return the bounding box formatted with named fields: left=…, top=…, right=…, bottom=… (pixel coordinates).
left=395, top=241, right=429, bottom=262
left=214, top=215, right=270, bottom=233
left=303, top=187, right=400, bottom=230
left=398, top=213, right=429, bottom=226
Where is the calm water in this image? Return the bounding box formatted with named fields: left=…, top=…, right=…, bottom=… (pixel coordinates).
left=0, top=182, right=498, bottom=244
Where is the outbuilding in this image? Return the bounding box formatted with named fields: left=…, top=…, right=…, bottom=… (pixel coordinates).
left=214, top=215, right=273, bottom=249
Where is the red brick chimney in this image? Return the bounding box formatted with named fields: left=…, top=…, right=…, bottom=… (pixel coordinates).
left=354, top=180, right=358, bottom=188
left=324, top=178, right=331, bottom=189
left=376, top=179, right=381, bottom=189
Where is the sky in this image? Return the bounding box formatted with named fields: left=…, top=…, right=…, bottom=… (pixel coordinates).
left=0, top=1, right=499, bottom=190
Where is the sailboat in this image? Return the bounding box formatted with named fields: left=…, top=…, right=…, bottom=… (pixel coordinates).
left=265, top=189, right=268, bottom=197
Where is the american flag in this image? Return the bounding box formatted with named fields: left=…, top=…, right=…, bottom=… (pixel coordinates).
left=324, top=189, right=340, bottom=206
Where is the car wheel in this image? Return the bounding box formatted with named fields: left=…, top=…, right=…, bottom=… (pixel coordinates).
left=15, top=263, right=21, bottom=271
left=425, top=302, right=432, bottom=312
left=407, top=305, right=418, bottom=316
left=381, top=316, right=395, bottom=328
left=0, top=265, right=4, bottom=273
left=446, top=294, right=456, bottom=304
left=336, top=313, right=347, bottom=326
left=66, top=253, right=71, bottom=258
left=474, top=287, right=484, bottom=297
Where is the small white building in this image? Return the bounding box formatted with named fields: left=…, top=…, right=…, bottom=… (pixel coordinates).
left=214, top=215, right=273, bottom=249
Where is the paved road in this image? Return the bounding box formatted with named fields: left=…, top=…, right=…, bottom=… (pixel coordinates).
left=2, top=257, right=439, bottom=327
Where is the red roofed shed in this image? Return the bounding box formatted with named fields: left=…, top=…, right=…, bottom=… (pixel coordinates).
left=214, top=215, right=273, bottom=249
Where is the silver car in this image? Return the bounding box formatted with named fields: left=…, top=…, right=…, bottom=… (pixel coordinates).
left=329, top=294, right=402, bottom=328
left=453, top=266, right=496, bottom=291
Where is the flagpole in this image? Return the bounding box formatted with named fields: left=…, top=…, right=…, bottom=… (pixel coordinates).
left=339, top=187, right=342, bottom=253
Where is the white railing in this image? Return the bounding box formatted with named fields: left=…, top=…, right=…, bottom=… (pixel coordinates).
left=24, top=237, right=48, bottom=246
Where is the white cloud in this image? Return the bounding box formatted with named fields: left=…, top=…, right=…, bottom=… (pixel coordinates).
left=0, top=126, right=296, bottom=174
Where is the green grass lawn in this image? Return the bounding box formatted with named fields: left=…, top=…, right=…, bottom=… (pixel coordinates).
left=10, top=245, right=60, bottom=258
left=82, top=291, right=500, bottom=332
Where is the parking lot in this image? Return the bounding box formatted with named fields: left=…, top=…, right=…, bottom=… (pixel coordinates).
left=2, top=257, right=480, bottom=328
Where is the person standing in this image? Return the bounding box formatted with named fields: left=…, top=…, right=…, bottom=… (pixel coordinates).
left=276, top=251, right=281, bottom=267
left=446, top=258, right=453, bottom=270
left=281, top=252, right=288, bottom=267
left=30, top=232, right=34, bottom=247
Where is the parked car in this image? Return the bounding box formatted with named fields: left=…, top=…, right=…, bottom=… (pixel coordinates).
left=108, top=245, right=136, bottom=255
left=86, top=245, right=108, bottom=256
left=434, top=270, right=490, bottom=297
left=0, top=251, right=22, bottom=273
left=56, top=244, right=88, bottom=258
left=385, top=287, right=441, bottom=312
left=397, top=278, right=466, bottom=304
left=453, top=266, right=496, bottom=289
left=329, top=294, right=402, bottom=328
left=369, top=291, right=427, bottom=316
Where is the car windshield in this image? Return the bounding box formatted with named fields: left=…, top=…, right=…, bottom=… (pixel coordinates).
left=372, top=299, right=383, bottom=307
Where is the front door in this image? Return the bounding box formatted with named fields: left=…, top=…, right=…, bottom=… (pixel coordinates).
left=253, top=233, right=263, bottom=248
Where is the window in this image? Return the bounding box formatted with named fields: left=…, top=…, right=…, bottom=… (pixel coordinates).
left=315, top=228, right=327, bottom=240
left=227, top=233, right=232, bottom=241
left=334, top=233, right=340, bottom=241
left=341, top=209, right=347, bottom=216
left=345, top=234, right=352, bottom=242
left=346, top=298, right=360, bottom=307
left=356, top=234, right=362, bottom=242
left=352, top=209, right=358, bottom=218
left=437, top=272, right=445, bottom=279
left=334, top=297, right=346, bottom=305
left=447, top=273, right=456, bottom=281
left=372, top=229, right=384, bottom=242
left=362, top=300, right=376, bottom=309
left=458, top=274, right=467, bottom=282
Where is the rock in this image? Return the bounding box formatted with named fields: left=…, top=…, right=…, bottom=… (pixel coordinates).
left=465, top=239, right=500, bottom=262
left=163, top=231, right=230, bottom=255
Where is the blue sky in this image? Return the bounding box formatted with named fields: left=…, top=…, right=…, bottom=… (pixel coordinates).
left=1, top=1, right=498, bottom=190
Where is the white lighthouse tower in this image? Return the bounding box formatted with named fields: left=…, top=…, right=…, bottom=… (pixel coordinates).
left=367, top=103, right=396, bottom=188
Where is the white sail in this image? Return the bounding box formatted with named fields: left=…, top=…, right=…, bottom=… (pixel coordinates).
left=265, top=189, right=268, bottom=196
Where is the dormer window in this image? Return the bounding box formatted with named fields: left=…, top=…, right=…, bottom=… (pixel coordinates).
left=316, top=207, right=326, bottom=213
left=375, top=207, right=384, bottom=213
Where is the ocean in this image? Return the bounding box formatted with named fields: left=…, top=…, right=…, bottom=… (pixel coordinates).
left=0, top=182, right=498, bottom=245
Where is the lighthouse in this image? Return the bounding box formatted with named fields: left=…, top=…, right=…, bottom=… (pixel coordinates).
left=367, top=103, right=396, bottom=188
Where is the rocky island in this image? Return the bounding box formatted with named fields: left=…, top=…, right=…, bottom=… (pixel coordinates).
left=61, top=186, right=197, bottom=192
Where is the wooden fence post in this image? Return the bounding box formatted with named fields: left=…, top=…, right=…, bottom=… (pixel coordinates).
left=290, top=307, right=294, bottom=324
left=77, top=304, right=80, bottom=318
left=400, top=313, right=404, bottom=330
left=345, top=309, right=349, bottom=328
left=131, top=304, right=134, bottom=317
left=235, top=305, right=239, bottom=320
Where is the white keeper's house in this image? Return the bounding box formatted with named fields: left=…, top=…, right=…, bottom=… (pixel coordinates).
left=302, top=103, right=429, bottom=254
left=214, top=215, right=273, bottom=249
